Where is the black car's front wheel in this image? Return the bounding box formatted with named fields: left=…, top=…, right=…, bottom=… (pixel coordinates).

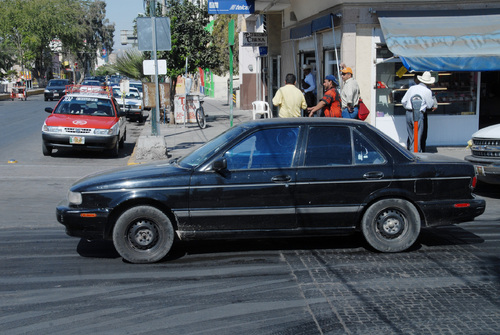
left=113, top=206, right=175, bottom=264
left=361, top=199, right=420, bottom=253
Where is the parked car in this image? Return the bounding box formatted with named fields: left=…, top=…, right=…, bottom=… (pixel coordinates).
left=129, top=80, right=144, bottom=99
left=56, top=118, right=485, bottom=263
left=112, top=87, right=144, bottom=122
left=42, top=85, right=126, bottom=157
left=465, top=123, right=500, bottom=184
left=44, top=79, right=70, bottom=101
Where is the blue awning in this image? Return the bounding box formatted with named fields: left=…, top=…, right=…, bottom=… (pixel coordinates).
left=378, top=9, right=500, bottom=72
left=290, top=23, right=312, bottom=39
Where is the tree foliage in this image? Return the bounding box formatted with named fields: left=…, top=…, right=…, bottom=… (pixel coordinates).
left=211, top=14, right=239, bottom=76
left=0, top=0, right=114, bottom=84
left=110, top=49, right=147, bottom=81
left=155, top=0, right=218, bottom=82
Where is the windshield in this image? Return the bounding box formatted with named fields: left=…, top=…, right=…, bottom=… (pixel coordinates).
left=130, top=83, right=143, bottom=92
left=54, top=96, right=114, bottom=117
left=49, top=80, right=68, bottom=87
left=178, top=125, right=248, bottom=168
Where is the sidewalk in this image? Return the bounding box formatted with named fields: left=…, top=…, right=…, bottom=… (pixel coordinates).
left=129, top=97, right=253, bottom=164
left=129, top=97, right=471, bottom=164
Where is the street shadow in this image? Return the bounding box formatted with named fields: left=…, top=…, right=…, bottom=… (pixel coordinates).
left=76, top=239, right=120, bottom=259
left=73, top=225, right=485, bottom=263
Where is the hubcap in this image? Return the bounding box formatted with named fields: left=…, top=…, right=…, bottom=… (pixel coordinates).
left=128, top=220, right=158, bottom=250
left=376, top=209, right=406, bottom=239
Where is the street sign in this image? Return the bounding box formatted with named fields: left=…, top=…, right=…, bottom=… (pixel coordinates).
left=208, top=0, right=254, bottom=14
left=137, top=17, right=171, bottom=51
left=242, top=32, right=267, bottom=47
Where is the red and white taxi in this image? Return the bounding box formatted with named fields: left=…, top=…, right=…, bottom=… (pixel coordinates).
left=42, top=86, right=126, bottom=157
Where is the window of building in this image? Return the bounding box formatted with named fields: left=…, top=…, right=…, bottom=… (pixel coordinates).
left=375, top=46, right=478, bottom=117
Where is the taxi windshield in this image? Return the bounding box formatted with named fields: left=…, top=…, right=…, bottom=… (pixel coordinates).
left=54, top=97, right=114, bottom=117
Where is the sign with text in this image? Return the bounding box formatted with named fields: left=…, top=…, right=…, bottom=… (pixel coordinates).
left=242, top=32, right=267, bottom=47
left=208, top=0, right=254, bottom=14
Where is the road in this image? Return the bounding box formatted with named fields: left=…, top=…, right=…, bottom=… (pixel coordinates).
left=1, top=95, right=500, bottom=334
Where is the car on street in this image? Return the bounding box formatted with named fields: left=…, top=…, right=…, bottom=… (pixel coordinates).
left=44, top=79, right=70, bottom=101
left=465, top=123, right=500, bottom=184
left=129, top=80, right=144, bottom=99
left=42, top=85, right=127, bottom=157
left=112, top=87, right=144, bottom=122
left=56, top=118, right=485, bottom=263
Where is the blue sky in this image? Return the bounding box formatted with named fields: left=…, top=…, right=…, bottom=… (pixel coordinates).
left=104, top=0, right=146, bottom=51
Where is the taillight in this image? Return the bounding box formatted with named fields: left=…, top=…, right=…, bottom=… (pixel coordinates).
left=471, top=176, right=477, bottom=190
left=454, top=203, right=471, bottom=208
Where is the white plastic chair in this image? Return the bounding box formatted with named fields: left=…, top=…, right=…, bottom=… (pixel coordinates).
left=252, top=101, right=272, bottom=120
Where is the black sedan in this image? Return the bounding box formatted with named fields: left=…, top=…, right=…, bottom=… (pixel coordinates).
left=56, top=118, right=485, bottom=263
left=44, top=79, right=70, bottom=101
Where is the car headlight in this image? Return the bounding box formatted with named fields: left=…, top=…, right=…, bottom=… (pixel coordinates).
left=42, top=124, right=63, bottom=132
left=44, top=89, right=50, bottom=93
left=68, top=191, right=82, bottom=205
left=95, top=122, right=118, bottom=135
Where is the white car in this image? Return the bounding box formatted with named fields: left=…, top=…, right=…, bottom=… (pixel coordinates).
left=112, top=87, right=144, bottom=122
left=465, top=123, right=500, bottom=184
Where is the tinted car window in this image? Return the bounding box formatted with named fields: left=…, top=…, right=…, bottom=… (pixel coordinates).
left=224, top=127, right=299, bottom=170
left=305, top=126, right=352, bottom=166
left=353, top=130, right=386, bottom=164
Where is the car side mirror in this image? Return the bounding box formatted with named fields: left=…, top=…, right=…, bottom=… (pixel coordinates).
left=45, top=107, right=53, bottom=114
left=119, top=111, right=126, bottom=117
left=212, top=158, right=227, bottom=171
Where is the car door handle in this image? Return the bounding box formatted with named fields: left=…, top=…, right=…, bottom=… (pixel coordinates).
left=363, top=171, right=384, bottom=179
left=272, top=175, right=291, bottom=183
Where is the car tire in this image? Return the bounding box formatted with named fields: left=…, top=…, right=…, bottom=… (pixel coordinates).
left=108, top=139, right=119, bottom=157
left=44, top=97, right=48, bottom=101
left=112, top=206, right=175, bottom=264
left=42, top=142, right=52, bottom=156
left=361, top=198, right=420, bottom=253
left=119, top=130, right=126, bottom=148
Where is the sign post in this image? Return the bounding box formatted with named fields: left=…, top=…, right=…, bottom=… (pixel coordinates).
left=229, top=19, right=235, bottom=127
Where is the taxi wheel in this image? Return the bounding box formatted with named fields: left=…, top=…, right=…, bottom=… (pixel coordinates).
left=109, top=140, right=119, bottom=157
left=361, top=198, right=420, bottom=253
left=113, top=206, right=174, bottom=264
left=119, top=130, right=126, bottom=148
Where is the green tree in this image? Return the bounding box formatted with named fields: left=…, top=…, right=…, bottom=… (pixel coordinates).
left=0, top=0, right=114, bottom=85
left=211, top=14, right=239, bottom=76
left=111, top=49, right=147, bottom=81
left=153, top=0, right=218, bottom=105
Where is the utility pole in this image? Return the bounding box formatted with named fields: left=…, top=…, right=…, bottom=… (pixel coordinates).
left=150, top=0, right=160, bottom=136
left=228, top=19, right=235, bottom=127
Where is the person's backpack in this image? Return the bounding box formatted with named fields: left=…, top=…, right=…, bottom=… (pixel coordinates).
left=357, top=98, right=370, bottom=121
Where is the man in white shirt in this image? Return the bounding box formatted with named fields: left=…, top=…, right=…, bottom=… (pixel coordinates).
left=401, top=71, right=436, bottom=152
left=301, top=65, right=316, bottom=109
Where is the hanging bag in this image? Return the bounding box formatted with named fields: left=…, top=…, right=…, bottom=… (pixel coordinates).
left=357, top=98, right=370, bottom=121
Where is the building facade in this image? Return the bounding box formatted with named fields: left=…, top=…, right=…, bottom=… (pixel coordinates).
left=238, top=0, right=500, bottom=147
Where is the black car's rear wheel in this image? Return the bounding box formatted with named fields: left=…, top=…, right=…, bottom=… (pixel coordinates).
left=113, top=206, right=174, bottom=264
left=361, top=199, right=420, bottom=253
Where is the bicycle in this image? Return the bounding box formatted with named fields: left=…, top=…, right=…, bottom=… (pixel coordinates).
left=195, top=97, right=207, bottom=129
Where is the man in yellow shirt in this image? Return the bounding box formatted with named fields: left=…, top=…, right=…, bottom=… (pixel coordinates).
left=272, top=73, right=307, bottom=117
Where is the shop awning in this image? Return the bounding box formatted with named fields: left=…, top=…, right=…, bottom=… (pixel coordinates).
left=378, top=9, right=500, bottom=72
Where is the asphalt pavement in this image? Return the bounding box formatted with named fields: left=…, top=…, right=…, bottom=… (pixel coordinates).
left=129, top=96, right=471, bottom=164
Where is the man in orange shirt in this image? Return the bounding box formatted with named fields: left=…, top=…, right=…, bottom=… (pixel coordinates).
left=307, top=75, right=341, bottom=117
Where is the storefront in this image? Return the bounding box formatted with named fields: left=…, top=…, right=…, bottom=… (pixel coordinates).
left=374, top=9, right=500, bottom=146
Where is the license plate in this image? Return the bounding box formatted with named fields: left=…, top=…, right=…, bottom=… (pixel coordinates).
left=475, top=165, right=485, bottom=176
left=54, top=93, right=59, bottom=97
left=70, top=136, right=85, bottom=144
